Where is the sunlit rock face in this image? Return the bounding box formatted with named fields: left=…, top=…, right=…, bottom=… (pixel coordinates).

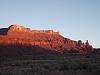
left=0, top=24, right=93, bottom=53
left=7, top=24, right=30, bottom=35
left=7, top=24, right=59, bottom=36
left=8, top=24, right=24, bottom=30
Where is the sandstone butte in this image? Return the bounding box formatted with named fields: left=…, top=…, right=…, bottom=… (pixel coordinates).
left=0, top=24, right=93, bottom=54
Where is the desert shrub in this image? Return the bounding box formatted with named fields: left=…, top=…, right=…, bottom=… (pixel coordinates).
left=59, top=62, right=69, bottom=71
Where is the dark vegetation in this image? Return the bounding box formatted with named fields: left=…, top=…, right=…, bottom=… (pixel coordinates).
left=0, top=57, right=100, bottom=75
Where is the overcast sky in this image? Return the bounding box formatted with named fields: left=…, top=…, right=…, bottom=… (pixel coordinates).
left=0, top=0, right=100, bottom=48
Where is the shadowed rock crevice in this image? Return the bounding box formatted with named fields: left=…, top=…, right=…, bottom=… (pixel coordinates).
left=0, top=28, right=9, bottom=35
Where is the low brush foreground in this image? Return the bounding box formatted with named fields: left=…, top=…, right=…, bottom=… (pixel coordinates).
left=0, top=24, right=100, bottom=75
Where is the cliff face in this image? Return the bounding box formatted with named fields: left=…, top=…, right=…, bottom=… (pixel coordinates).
left=7, top=25, right=59, bottom=35
left=0, top=24, right=92, bottom=53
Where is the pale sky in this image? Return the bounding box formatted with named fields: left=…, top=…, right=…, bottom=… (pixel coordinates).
left=0, top=0, right=100, bottom=48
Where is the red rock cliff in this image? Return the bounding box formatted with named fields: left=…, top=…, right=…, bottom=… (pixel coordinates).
left=0, top=24, right=92, bottom=53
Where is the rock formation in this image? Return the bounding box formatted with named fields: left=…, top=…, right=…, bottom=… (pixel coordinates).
left=0, top=24, right=93, bottom=54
